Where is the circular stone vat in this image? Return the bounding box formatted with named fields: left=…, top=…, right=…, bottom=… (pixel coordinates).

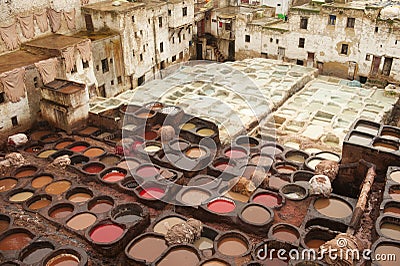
left=20, top=241, right=55, bottom=265
left=354, top=121, right=380, bottom=135
left=37, top=150, right=57, bottom=159
left=303, top=228, right=336, bottom=251
left=135, top=109, right=155, bottom=119
left=31, top=174, right=54, bottom=189
left=45, top=180, right=72, bottom=195
left=239, top=204, right=273, bottom=226
left=67, top=188, right=93, bottom=203
left=82, top=162, right=105, bottom=174
left=8, top=190, right=34, bottom=203
left=201, top=259, right=230, bottom=266
left=181, top=188, right=211, bottom=206
left=111, top=203, right=143, bottom=224
left=135, top=165, right=160, bottom=178
left=100, top=168, right=127, bottom=183
left=144, top=131, right=158, bottom=141
left=377, top=216, right=400, bottom=241
left=372, top=240, right=400, bottom=266
left=280, top=184, right=308, bottom=201
left=13, top=165, right=38, bottom=178
left=224, top=146, right=248, bottom=159
left=185, top=146, right=208, bottom=159
left=373, top=139, right=398, bottom=152
left=348, top=132, right=374, bottom=146
left=250, top=154, right=274, bottom=167
left=83, top=147, right=106, bottom=158
left=0, top=228, right=34, bottom=251
left=143, top=142, right=162, bottom=153
left=207, top=198, right=236, bottom=214
left=145, top=101, right=164, bottom=110
left=126, top=233, right=168, bottom=264
left=315, top=151, right=340, bottom=162
left=88, top=196, right=114, bottom=214
left=40, top=133, right=62, bottom=144
left=153, top=216, right=186, bottom=235
left=291, top=171, right=314, bottom=186
left=66, top=213, right=97, bottom=231
left=305, top=157, right=324, bottom=171
left=169, top=139, right=190, bottom=152
left=120, top=176, right=139, bottom=191
left=156, top=246, right=200, bottom=266
left=187, top=175, right=220, bottom=188
left=235, top=136, right=260, bottom=149
left=251, top=191, right=283, bottom=208
left=268, top=176, right=290, bottom=190
left=117, top=159, right=140, bottom=171
left=261, top=143, right=284, bottom=156
left=99, top=154, right=121, bottom=166
left=89, top=223, right=124, bottom=244
left=181, top=122, right=196, bottom=131
left=314, top=198, right=353, bottom=219
left=212, top=158, right=235, bottom=172
left=69, top=155, right=89, bottom=167
left=216, top=232, right=250, bottom=257
left=284, top=150, right=309, bottom=164
left=390, top=171, right=400, bottom=183
left=54, top=139, right=75, bottom=150
left=389, top=185, right=400, bottom=201
left=270, top=224, right=300, bottom=243
left=0, top=177, right=18, bottom=193
left=0, top=214, right=11, bottom=234
left=138, top=186, right=165, bottom=200
left=30, top=130, right=52, bottom=141
left=68, top=142, right=90, bottom=153
left=48, top=204, right=74, bottom=219
left=24, top=145, right=44, bottom=153
left=274, top=162, right=299, bottom=175
left=26, top=195, right=52, bottom=211
left=383, top=201, right=400, bottom=217
left=44, top=248, right=85, bottom=266
left=196, top=127, right=215, bottom=137
left=381, top=127, right=400, bottom=141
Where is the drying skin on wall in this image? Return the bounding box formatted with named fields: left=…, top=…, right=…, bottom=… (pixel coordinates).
left=77, top=39, right=92, bottom=63
left=0, top=23, right=20, bottom=50
left=0, top=68, right=26, bottom=103
left=18, top=15, right=35, bottom=39
left=35, top=58, right=58, bottom=84
left=47, top=8, right=62, bottom=33
left=34, top=11, right=49, bottom=33
left=62, top=46, right=76, bottom=73
left=63, top=9, right=76, bottom=30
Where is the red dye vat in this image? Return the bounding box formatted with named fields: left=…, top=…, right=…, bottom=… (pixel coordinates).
left=214, top=162, right=233, bottom=171
left=139, top=187, right=165, bottom=199
left=90, top=224, right=124, bottom=243
left=207, top=199, right=236, bottom=213
left=144, top=131, right=157, bottom=140
left=224, top=149, right=247, bottom=159
left=136, top=166, right=159, bottom=178
left=252, top=193, right=281, bottom=208
left=70, top=145, right=88, bottom=152
left=102, top=172, right=125, bottom=182
left=84, top=165, right=105, bottom=174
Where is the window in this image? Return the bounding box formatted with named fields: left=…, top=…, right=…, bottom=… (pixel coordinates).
left=11, top=116, right=18, bottom=127
left=270, top=38, right=273, bottom=43
left=395, top=40, right=398, bottom=45
left=96, top=65, right=99, bottom=71
left=140, top=54, right=143, bottom=61
left=328, top=15, right=336, bottom=25
left=375, top=27, right=379, bottom=33
left=225, top=22, right=231, bottom=31
left=168, top=9, right=171, bottom=16
left=134, top=32, right=138, bottom=38
left=296, top=60, right=304, bottom=66
left=188, top=27, right=191, bottom=34
left=298, top=38, right=305, bottom=48
left=277, top=3, right=281, bottom=6
left=172, top=55, right=176, bottom=62
left=143, top=45, right=146, bottom=52
left=138, top=75, right=145, bottom=86
left=160, top=42, right=164, bottom=53
left=0, top=92, right=5, bottom=103
left=117, top=76, right=122, bottom=84
left=183, top=34, right=186, bottom=40
left=110, top=58, right=113, bottom=64
left=132, top=50, right=135, bottom=57
left=347, top=18, right=355, bottom=28
left=365, top=54, right=371, bottom=61
left=172, top=37, right=175, bottom=44
left=300, top=17, right=308, bottom=29
left=82, top=60, right=89, bottom=69
left=101, top=59, right=109, bottom=73
left=245, top=35, right=250, bottom=43
left=132, top=16, right=135, bottom=23
left=276, top=39, right=279, bottom=44
left=140, top=30, right=143, bottom=36
left=179, top=51, right=183, bottom=59
left=158, top=17, right=162, bottom=27
left=111, top=80, right=114, bottom=86
left=182, top=7, right=187, bottom=17
left=341, top=44, right=349, bottom=55
left=179, top=34, right=181, bottom=43
left=33, top=77, right=39, bottom=88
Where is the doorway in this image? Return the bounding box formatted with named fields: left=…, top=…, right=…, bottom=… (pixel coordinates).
left=228, top=41, right=235, bottom=61
left=307, top=52, right=314, bottom=68
left=382, top=57, right=393, bottom=76
left=84, top=14, right=94, bottom=32
left=278, top=47, right=285, bottom=61
left=196, top=43, right=203, bottom=60
left=370, top=56, right=381, bottom=76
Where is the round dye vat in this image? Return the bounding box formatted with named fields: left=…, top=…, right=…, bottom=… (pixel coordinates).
left=22, top=246, right=54, bottom=264
left=157, top=247, right=200, bottom=266
left=49, top=205, right=74, bottom=219
left=31, top=130, right=52, bottom=141
left=0, top=219, right=10, bottom=234
left=181, top=123, right=196, bottom=131
left=114, top=212, right=141, bottom=224
left=144, top=145, right=161, bottom=153
left=70, top=145, right=88, bottom=152
left=268, top=176, right=290, bottom=190
left=315, top=152, right=340, bottom=162
left=194, top=237, right=214, bottom=250
left=100, top=155, right=120, bottom=165
left=83, top=163, right=105, bottom=174
left=197, top=128, right=215, bottom=137
left=169, top=140, right=189, bottom=151
left=83, top=148, right=105, bottom=158
left=348, top=133, right=373, bottom=146
left=9, top=191, right=33, bottom=202
left=224, top=148, right=247, bottom=159
left=55, top=140, right=74, bottom=149
left=214, top=162, right=234, bottom=171
left=390, top=171, right=400, bottom=183
left=186, top=147, right=207, bottom=158
left=389, top=187, right=400, bottom=201
left=355, top=123, right=379, bottom=135
left=118, top=160, right=140, bottom=170
left=41, top=134, right=61, bottom=143
left=102, top=171, right=125, bottom=183
left=154, top=217, right=185, bottom=235
left=261, top=145, right=283, bottom=156
left=0, top=232, right=32, bottom=251
left=275, top=164, right=297, bottom=175
left=90, top=224, right=124, bottom=243
left=306, top=158, right=323, bottom=171
left=29, top=198, right=51, bottom=210
left=127, top=236, right=168, bottom=262
left=14, top=167, right=37, bottom=178
left=252, top=193, right=282, bottom=208
left=0, top=178, right=17, bottom=192
left=66, top=213, right=97, bottom=230
left=136, top=166, right=159, bottom=178
left=380, top=223, right=400, bottom=241
left=181, top=189, right=211, bottom=206
left=314, top=198, right=352, bottom=219
left=373, top=141, right=398, bottom=152
left=374, top=244, right=400, bottom=266
left=144, top=131, right=157, bottom=140
left=207, top=198, right=236, bottom=214
left=202, top=260, right=229, bottom=266
left=384, top=206, right=400, bottom=216
left=69, top=193, right=92, bottom=203
left=139, top=187, right=165, bottom=199
left=46, top=253, right=80, bottom=266
left=136, top=111, right=153, bottom=118
left=31, top=175, right=53, bottom=189
left=89, top=200, right=113, bottom=214
left=272, top=225, right=299, bottom=243
left=241, top=205, right=271, bottom=225
left=45, top=181, right=71, bottom=195
left=37, top=150, right=57, bottom=159
left=250, top=155, right=274, bottom=166
left=280, top=184, right=307, bottom=201
left=286, top=154, right=307, bottom=164
left=217, top=237, right=248, bottom=257
left=25, top=145, right=43, bottom=153
left=306, top=239, right=326, bottom=250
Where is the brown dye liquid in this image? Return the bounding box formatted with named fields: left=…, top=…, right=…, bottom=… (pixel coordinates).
left=202, top=260, right=229, bottom=266
left=0, top=220, right=9, bottom=233
left=15, top=169, right=36, bottom=178
left=0, top=232, right=32, bottom=250
left=45, top=181, right=71, bottom=195
left=79, top=126, right=99, bottom=135
left=66, top=213, right=96, bottom=230
left=314, top=198, right=352, bottom=219
left=276, top=165, right=296, bottom=174
left=273, top=227, right=299, bottom=243
left=100, top=156, right=120, bottom=165
left=241, top=206, right=270, bottom=224
left=186, top=147, right=206, bottom=158
left=373, top=142, right=397, bottom=152
left=128, top=236, right=168, bottom=262
left=181, top=189, right=210, bottom=205
left=29, top=199, right=51, bottom=210
left=137, top=112, right=153, bottom=118
left=225, top=191, right=249, bottom=203
left=89, top=201, right=113, bottom=213
left=49, top=206, right=73, bottom=219
left=390, top=188, right=400, bottom=201
left=22, top=247, right=54, bottom=264
left=31, top=176, right=53, bottom=189
left=384, top=207, right=400, bottom=216
left=306, top=239, right=326, bottom=250
left=0, top=178, right=17, bottom=192
left=83, top=148, right=104, bottom=157
left=381, top=132, right=400, bottom=141
left=217, top=237, right=248, bottom=256
left=374, top=244, right=400, bottom=266
left=380, top=223, right=400, bottom=240
left=55, top=141, right=74, bottom=149
left=68, top=193, right=91, bottom=203
left=30, top=131, right=52, bottom=141
left=250, top=155, right=274, bottom=166
left=157, top=248, right=199, bottom=266
left=46, top=253, right=80, bottom=266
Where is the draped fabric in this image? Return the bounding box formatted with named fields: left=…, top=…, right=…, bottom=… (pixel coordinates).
left=18, top=15, right=35, bottom=39
left=0, top=68, right=26, bottom=103
left=47, top=8, right=62, bottom=33
left=77, top=39, right=92, bottom=63
left=0, top=24, right=20, bottom=50
left=34, top=11, right=49, bottom=33
left=35, top=58, right=58, bottom=84
left=62, top=46, right=76, bottom=73
left=63, top=9, right=76, bottom=30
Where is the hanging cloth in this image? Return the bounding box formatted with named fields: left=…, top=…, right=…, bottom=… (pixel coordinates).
left=47, top=8, right=62, bottom=33
left=63, top=9, right=76, bottom=30
left=18, top=15, right=35, bottom=39
left=0, top=23, right=20, bottom=50
left=77, top=39, right=92, bottom=63
left=34, top=11, right=49, bottom=33
left=62, top=46, right=76, bottom=73
left=35, top=58, right=58, bottom=84
left=0, top=68, right=26, bottom=103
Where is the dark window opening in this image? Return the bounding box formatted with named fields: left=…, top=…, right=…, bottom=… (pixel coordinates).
left=179, top=51, right=183, bottom=59
left=132, top=50, right=135, bottom=57
left=225, top=22, right=231, bottom=31
left=33, top=77, right=39, bottom=88
left=245, top=35, right=250, bottom=43
left=341, top=44, right=349, bottom=55
left=179, top=34, right=181, bottom=43
left=328, top=15, right=336, bottom=25
left=98, top=85, right=106, bottom=97
left=117, top=76, right=122, bottom=84
left=71, top=65, right=77, bottom=74
left=296, top=60, right=304, bottom=66
left=0, top=92, right=5, bottom=103
left=140, top=30, right=143, bottom=35
left=365, top=54, right=371, bottom=61
left=159, top=17, right=163, bottom=27
left=183, top=7, right=187, bottom=17
left=276, top=39, right=279, bottom=44
left=183, top=34, right=186, bottom=40
left=299, top=38, right=305, bottom=48
left=143, top=45, right=146, bottom=52
left=96, top=65, right=99, bottom=71
left=138, top=75, right=145, bottom=86
left=101, top=59, right=109, bottom=73
left=168, top=9, right=171, bottom=16
left=140, top=54, right=143, bottom=61
left=300, top=17, right=308, bottom=29
left=11, top=116, right=18, bottom=127
left=347, top=17, right=355, bottom=28
left=110, top=58, right=113, bottom=64
left=111, top=80, right=114, bottom=86
left=172, top=37, right=175, bottom=44
left=83, top=60, right=89, bottom=69
left=188, top=27, right=191, bottom=34
left=160, top=42, right=164, bottom=53
left=375, top=27, right=379, bottom=33
left=270, top=38, right=273, bottom=43
left=359, top=76, right=367, bottom=84
left=172, top=55, right=176, bottom=62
